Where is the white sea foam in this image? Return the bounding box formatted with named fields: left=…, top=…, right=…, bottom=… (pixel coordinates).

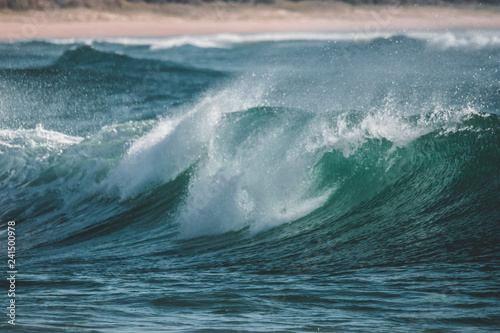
left=41, top=32, right=390, bottom=49
left=106, top=77, right=267, bottom=200
left=32, top=30, right=500, bottom=51
left=408, top=30, right=500, bottom=50
left=148, top=32, right=393, bottom=50
left=0, top=124, right=83, bottom=153
left=0, top=125, right=83, bottom=186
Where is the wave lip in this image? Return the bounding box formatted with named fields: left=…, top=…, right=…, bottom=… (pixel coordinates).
left=104, top=76, right=268, bottom=200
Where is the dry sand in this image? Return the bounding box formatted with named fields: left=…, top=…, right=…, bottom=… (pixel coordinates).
left=1, top=1, right=500, bottom=40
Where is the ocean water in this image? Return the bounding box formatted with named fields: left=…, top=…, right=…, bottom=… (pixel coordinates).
left=0, top=30, right=499, bottom=332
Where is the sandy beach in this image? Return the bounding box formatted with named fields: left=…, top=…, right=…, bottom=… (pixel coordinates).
left=1, top=1, right=500, bottom=40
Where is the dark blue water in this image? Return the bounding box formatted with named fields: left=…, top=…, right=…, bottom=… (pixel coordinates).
left=1, top=31, right=499, bottom=332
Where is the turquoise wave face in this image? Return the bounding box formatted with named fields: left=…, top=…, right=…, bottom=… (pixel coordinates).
left=1, top=32, right=499, bottom=332
left=2, top=104, right=498, bottom=249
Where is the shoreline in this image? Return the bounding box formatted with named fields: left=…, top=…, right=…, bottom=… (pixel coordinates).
left=1, top=2, right=500, bottom=40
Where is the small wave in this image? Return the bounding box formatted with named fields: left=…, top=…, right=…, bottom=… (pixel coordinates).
left=50, top=45, right=220, bottom=74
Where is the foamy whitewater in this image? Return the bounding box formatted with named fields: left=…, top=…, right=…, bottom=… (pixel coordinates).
left=0, top=31, right=499, bottom=332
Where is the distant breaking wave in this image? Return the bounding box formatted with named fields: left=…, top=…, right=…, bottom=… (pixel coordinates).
left=4, top=30, right=497, bottom=50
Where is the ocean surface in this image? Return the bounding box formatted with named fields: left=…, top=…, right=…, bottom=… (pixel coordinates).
left=0, top=30, right=499, bottom=332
